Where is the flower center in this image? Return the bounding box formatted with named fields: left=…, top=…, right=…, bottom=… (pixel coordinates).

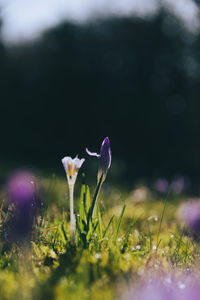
left=67, top=162, right=78, bottom=177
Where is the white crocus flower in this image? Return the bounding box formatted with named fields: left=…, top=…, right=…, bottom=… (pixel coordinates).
left=62, top=156, right=85, bottom=244
left=62, top=156, right=85, bottom=186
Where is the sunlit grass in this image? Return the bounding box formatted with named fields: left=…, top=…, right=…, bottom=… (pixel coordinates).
left=0, top=174, right=199, bottom=300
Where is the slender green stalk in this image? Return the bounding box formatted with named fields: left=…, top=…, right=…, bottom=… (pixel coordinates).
left=92, top=181, right=103, bottom=218
left=156, top=197, right=167, bottom=250
left=113, top=204, right=126, bottom=241
left=103, top=215, right=114, bottom=238
left=86, top=173, right=103, bottom=231
left=69, top=184, right=76, bottom=244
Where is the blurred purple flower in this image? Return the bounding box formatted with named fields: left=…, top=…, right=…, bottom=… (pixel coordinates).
left=136, top=282, right=171, bottom=300
left=171, top=176, right=189, bottom=195
left=86, top=137, right=111, bottom=181
left=7, top=171, right=36, bottom=206
left=178, top=200, right=200, bottom=237
left=179, top=284, right=200, bottom=300
left=124, top=279, right=173, bottom=300
left=6, top=170, right=39, bottom=242
left=154, top=178, right=169, bottom=194
left=124, top=277, right=200, bottom=300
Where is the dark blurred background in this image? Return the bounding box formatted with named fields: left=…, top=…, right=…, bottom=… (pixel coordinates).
left=1, top=1, right=200, bottom=183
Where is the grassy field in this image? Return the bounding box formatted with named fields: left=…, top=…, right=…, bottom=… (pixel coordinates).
left=0, top=173, right=199, bottom=300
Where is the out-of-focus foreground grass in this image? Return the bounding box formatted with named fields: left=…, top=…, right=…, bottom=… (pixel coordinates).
left=0, top=174, right=199, bottom=300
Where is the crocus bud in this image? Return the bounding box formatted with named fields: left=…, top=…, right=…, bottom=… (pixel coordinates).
left=99, top=137, right=112, bottom=174
left=86, top=137, right=111, bottom=181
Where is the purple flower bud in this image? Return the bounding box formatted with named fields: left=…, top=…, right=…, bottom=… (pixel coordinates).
left=6, top=170, right=39, bottom=242
left=86, top=137, right=112, bottom=176
left=99, top=137, right=112, bottom=173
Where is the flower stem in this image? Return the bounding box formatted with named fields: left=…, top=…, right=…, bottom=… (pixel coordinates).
left=87, top=173, right=104, bottom=230
left=92, top=181, right=102, bottom=218
left=69, top=184, right=76, bottom=244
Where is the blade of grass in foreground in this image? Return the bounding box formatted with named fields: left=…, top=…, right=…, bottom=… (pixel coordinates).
left=156, top=197, right=167, bottom=250
left=97, top=204, right=103, bottom=239
left=79, top=184, right=87, bottom=231
left=173, top=228, right=185, bottom=265
left=103, top=215, right=114, bottom=238
left=61, top=222, right=68, bottom=242
left=85, top=185, right=91, bottom=215
left=156, top=187, right=172, bottom=250
left=113, top=204, right=126, bottom=242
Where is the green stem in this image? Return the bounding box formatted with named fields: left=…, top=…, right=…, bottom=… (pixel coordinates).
left=69, top=184, right=76, bottom=244
left=87, top=173, right=104, bottom=230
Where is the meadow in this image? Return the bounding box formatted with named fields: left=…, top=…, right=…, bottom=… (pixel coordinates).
left=0, top=169, right=199, bottom=300
left=1, top=3, right=200, bottom=299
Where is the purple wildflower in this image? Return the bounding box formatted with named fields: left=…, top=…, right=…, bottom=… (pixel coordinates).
left=6, top=170, right=39, bottom=242
left=178, top=200, right=200, bottom=237
left=7, top=171, right=36, bottom=206
left=86, top=137, right=111, bottom=181
left=171, top=176, right=189, bottom=195
left=124, top=277, right=200, bottom=300
left=124, top=279, right=173, bottom=300
left=179, top=284, right=200, bottom=300
left=154, top=178, right=169, bottom=194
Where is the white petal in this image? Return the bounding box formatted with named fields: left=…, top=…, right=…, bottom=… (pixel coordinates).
left=62, top=156, right=72, bottom=171
left=86, top=148, right=100, bottom=157
left=73, top=157, right=85, bottom=169
left=78, top=158, right=85, bottom=168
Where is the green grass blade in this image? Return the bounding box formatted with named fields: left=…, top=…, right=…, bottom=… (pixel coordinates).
left=103, top=215, right=114, bottom=238
left=79, top=184, right=87, bottom=231
left=61, top=222, right=68, bottom=242
left=85, top=185, right=90, bottom=214
left=156, top=198, right=167, bottom=250
left=97, top=204, right=103, bottom=239
left=113, top=204, right=126, bottom=241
